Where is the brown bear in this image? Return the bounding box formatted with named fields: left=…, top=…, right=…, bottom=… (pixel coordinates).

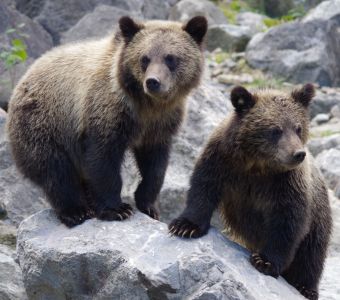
left=169, top=84, right=332, bottom=300
left=7, top=16, right=207, bottom=227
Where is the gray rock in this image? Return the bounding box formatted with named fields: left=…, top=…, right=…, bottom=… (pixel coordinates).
left=61, top=5, right=142, bottom=44
left=27, top=0, right=143, bottom=44
left=121, top=83, right=230, bottom=228
left=21, top=0, right=171, bottom=44
left=310, top=90, right=340, bottom=118
left=303, top=0, right=340, bottom=22
left=0, top=3, right=53, bottom=109
left=245, top=19, right=340, bottom=87
left=17, top=209, right=304, bottom=300
left=236, top=12, right=267, bottom=35
left=315, top=148, right=340, bottom=191
left=330, top=104, right=340, bottom=119
left=311, top=113, right=330, bottom=125
left=310, top=121, right=340, bottom=138
left=207, top=24, right=252, bottom=52
left=168, top=0, right=228, bottom=25
left=0, top=244, right=27, bottom=300
left=142, top=0, right=170, bottom=20
left=308, top=134, right=340, bottom=156
left=0, top=110, right=47, bottom=226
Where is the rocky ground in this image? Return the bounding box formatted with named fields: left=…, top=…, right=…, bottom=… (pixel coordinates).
left=1, top=0, right=340, bottom=299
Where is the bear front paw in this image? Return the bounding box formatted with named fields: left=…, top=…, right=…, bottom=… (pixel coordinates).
left=137, top=204, right=160, bottom=220
left=168, top=218, right=208, bottom=238
left=97, top=203, right=133, bottom=221
left=296, top=285, right=318, bottom=300
left=250, top=253, right=279, bottom=278
left=58, top=207, right=93, bottom=228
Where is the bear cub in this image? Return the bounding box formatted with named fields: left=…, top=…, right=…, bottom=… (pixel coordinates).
left=7, top=16, right=207, bottom=227
left=169, top=84, right=332, bottom=300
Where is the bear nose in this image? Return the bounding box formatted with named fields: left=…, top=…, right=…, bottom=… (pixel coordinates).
left=146, top=77, right=160, bottom=92
left=293, top=150, right=306, bottom=163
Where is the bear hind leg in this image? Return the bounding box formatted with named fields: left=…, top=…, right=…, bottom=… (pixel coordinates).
left=42, top=151, right=92, bottom=227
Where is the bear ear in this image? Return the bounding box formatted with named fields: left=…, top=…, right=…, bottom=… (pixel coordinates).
left=291, top=83, right=315, bottom=107
left=119, top=16, right=143, bottom=42
left=183, top=16, right=208, bottom=45
left=230, top=86, right=256, bottom=114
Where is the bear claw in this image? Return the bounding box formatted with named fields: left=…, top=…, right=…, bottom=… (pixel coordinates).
left=58, top=208, right=92, bottom=228
left=250, top=253, right=279, bottom=278
left=295, top=285, right=318, bottom=300
left=97, top=202, right=133, bottom=221
left=168, top=218, right=205, bottom=238
left=138, top=205, right=159, bottom=220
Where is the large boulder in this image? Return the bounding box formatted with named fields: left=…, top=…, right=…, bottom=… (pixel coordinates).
left=236, top=12, right=267, bottom=35
left=16, top=0, right=171, bottom=45
left=168, top=0, right=228, bottom=25
left=310, top=90, right=340, bottom=119
left=0, top=3, right=53, bottom=110
left=308, top=134, right=340, bottom=156
left=303, top=0, right=340, bottom=22
left=315, top=149, right=340, bottom=195
left=17, top=209, right=305, bottom=300
left=246, top=18, right=340, bottom=87
left=17, top=0, right=144, bottom=44
left=0, top=110, right=47, bottom=226
left=61, top=5, right=142, bottom=44
left=0, top=244, right=27, bottom=300
left=207, top=24, right=253, bottom=52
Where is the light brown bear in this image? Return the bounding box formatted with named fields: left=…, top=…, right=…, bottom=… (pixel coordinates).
left=7, top=16, right=207, bottom=227
left=169, top=84, right=332, bottom=300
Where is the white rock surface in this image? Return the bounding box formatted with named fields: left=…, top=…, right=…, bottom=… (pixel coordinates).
left=17, top=209, right=304, bottom=300
left=0, top=244, right=27, bottom=300
left=319, top=192, right=340, bottom=300
left=303, top=0, right=340, bottom=22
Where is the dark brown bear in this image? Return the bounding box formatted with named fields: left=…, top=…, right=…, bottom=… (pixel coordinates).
left=7, top=16, right=207, bottom=227
left=169, top=84, right=332, bottom=300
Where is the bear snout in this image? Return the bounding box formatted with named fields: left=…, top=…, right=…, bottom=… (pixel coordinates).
left=146, top=77, right=161, bottom=92
left=292, top=150, right=306, bottom=163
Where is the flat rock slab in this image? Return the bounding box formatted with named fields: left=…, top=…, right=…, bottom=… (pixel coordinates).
left=17, top=209, right=303, bottom=300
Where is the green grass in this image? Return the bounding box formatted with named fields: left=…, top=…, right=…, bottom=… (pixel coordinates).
left=214, top=51, right=231, bottom=64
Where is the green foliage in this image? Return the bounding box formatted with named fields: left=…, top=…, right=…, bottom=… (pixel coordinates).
left=0, top=23, right=28, bottom=89
left=214, top=51, right=230, bottom=64
left=263, top=5, right=306, bottom=28
left=217, top=0, right=252, bottom=24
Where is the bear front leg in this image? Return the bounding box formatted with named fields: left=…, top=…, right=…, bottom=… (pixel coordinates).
left=82, top=133, right=133, bottom=221
left=250, top=188, right=308, bottom=278
left=133, top=143, right=170, bottom=220
left=169, top=147, right=225, bottom=238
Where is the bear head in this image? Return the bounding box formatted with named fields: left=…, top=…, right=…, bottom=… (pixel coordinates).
left=230, top=84, right=315, bottom=172
left=117, top=16, right=207, bottom=103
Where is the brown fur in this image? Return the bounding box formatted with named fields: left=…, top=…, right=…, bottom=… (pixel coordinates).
left=169, top=85, right=332, bottom=300
left=7, top=16, right=207, bottom=227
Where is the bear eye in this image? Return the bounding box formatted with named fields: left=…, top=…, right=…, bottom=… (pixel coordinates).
left=140, top=55, right=150, bottom=72
left=270, top=127, right=283, bottom=142
left=296, top=126, right=302, bottom=136
left=165, top=54, right=178, bottom=72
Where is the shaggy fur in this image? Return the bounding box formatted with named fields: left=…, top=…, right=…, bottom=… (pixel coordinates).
left=169, top=84, right=332, bottom=300
left=7, top=16, right=207, bottom=227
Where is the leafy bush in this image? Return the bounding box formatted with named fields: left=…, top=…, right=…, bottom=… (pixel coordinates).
left=0, top=23, right=28, bottom=89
